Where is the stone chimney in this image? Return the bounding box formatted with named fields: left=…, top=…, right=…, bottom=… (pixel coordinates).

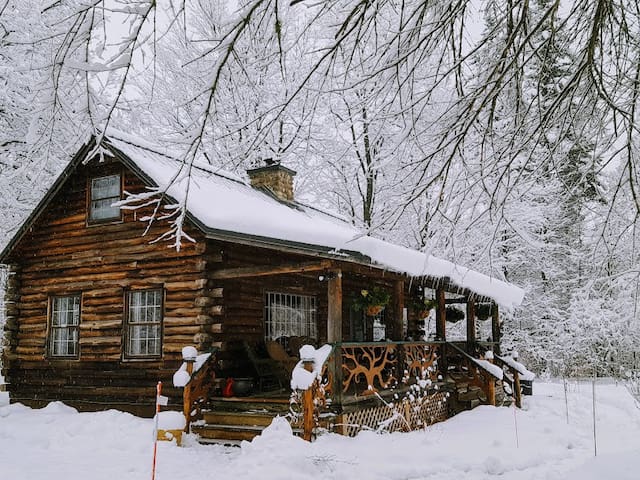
left=247, top=162, right=296, bottom=202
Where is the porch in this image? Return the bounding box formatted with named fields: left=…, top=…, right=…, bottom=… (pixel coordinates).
left=183, top=339, right=522, bottom=443
left=184, top=257, right=522, bottom=443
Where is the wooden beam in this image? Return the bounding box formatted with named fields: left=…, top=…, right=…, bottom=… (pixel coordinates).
left=336, top=261, right=406, bottom=281
left=327, top=270, right=343, bottom=343
left=392, top=280, right=404, bottom=341
left=436, top=287, right=446, bottom=341
left=444, top=297, right=468, bottom=304
left=209, top=260, right=332, bottom=279
left=491, top=304, right=501, bottom=355
left=466, top=300, right=476, bottom=345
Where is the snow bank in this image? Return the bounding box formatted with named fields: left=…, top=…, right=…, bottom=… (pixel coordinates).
left=1, top=382, right=640, bottom=479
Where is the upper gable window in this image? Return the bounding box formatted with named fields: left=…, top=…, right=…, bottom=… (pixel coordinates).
left=89, top=174, right=121, bottom=222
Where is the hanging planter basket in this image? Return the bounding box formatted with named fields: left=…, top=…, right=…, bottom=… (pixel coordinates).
left=352, top=287, right=391, bottom=316
left=445, top=306, right=465, bottom=323
left=366, top=305, right=385, bottom=316
left=411, top=298, right=437, bottom=319
left=476, top=304, right=492, bottom=321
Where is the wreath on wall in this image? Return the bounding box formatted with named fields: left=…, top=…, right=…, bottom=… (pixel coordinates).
left=352, top=287, right=391, bottom=316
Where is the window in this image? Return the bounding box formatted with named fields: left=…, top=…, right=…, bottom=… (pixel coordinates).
left=264, top=292, right=317, bottom=341
left=372, top=309, right=387, bottom=341
left=125, top=289, right=163, bottom=357
left=49, top=295, right=81, bottom=357
left=89, top=174, right=121, bottom=222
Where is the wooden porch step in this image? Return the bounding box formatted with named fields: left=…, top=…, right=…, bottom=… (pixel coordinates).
left=193, top=423, right=303, bottom=443
left=193, top=424, right=265, bottom=443
left=203, top=410, right=280, bottom=427
left=208, top=397, right=291, bottom=415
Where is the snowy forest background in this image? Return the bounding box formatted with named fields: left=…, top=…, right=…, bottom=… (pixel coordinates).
left=2, top=0, right=640, bottom=378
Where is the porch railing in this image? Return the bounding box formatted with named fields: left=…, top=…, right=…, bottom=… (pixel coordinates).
left=297, top=341, right=445, bottom=438
left=182, top=348, right=218, bottom=430
left=321, top=341, right=443, bottom=405
left=444, top=342, right=502, bottom=406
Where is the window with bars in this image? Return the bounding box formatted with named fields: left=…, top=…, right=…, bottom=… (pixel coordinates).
left=89, top=174, right=121, bottom=222
left=49, top=295, right=81, bottom=357
left=264, top=292, right=317, bottom=341
left=125, top=289, right=163, bottom=358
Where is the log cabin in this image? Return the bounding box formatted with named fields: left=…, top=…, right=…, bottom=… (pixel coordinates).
left=0, top=131, right=525, bottom=441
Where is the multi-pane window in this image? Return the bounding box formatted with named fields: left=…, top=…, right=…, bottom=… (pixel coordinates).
left=49, top=295, right=81, bottom=357
left=126, top=289, right=163, bottom=357
left=89, top=174, right=121, bottom=222
left=264, top=292, right=317, bottom=341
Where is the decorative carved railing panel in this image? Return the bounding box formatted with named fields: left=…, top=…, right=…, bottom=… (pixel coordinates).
left=403, top=342, right=439, bottom=382
left=341, top=343, right=398, bottom=395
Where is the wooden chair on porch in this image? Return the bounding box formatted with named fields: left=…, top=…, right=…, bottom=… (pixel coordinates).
left=243, top=341, right=289, bottom=392
left=265, top=340, right=299, bottom=376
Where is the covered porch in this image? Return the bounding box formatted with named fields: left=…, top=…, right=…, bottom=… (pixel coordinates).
left=209, top=256, right=504, bottom=355
left=179, top=256, right=523, bottom=443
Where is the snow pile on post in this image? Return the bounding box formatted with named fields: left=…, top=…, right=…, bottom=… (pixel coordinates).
left=155, top=411, right=186, bottom=431
left=172, top=346, right=211, bottom=387
left=290, top=344, right=332, bottom=390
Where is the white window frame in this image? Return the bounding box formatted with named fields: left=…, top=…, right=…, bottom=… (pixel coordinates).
left=49, top=295, right=81, bottom=358
left=125, top=289, right=163, bottom=358
left=264, top=292, right=317, bottom=342
left=89, top=174, right=121, bottom=222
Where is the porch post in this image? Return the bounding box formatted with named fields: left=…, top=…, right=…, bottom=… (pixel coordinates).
left=491, top=304, right=501, bottom=355
left=436, top=287, right=446, bottom=341
left=392, top=280, right=404, bottom=340
left=466, top=299, right=476, bottom=351
left=327, top=269, right=343, bottom=343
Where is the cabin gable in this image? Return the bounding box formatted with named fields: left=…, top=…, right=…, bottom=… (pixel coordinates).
left=1, top=153, right=212, bottom=414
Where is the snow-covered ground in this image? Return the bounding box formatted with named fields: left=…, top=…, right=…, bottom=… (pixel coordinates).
left=1, top=381, right=639, bottom=480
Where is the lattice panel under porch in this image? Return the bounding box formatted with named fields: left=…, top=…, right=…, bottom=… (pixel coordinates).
left=339, top=391, right=449, bottom=437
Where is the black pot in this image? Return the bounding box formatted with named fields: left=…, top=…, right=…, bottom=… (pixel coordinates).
left=232, top=378, right=254, bottom=396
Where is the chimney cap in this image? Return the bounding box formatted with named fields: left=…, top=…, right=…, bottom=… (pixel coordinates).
left=246, top=163, right=297, bottom=178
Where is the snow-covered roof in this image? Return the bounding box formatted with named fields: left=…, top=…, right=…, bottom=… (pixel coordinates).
left=104, top=131, right=524, bottom=309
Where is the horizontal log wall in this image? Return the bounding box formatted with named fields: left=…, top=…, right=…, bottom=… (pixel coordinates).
left=2, top=159, right=208, bottom=415
left=205, top=241, right=329, bottom=375
left=205, top=240, right=411, bottom=375
left=1, top=155, right=431, bottom=413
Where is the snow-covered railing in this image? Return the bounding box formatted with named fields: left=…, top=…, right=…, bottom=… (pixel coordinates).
left=172, top=346, right=218, bottom=430
left=290, top=344, right=335, bottom=441
left=445, top=342, right=501, bottom=406
left=494, top=353, right=534, bottom=408
left=290, top=341, right=444, bottom=440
